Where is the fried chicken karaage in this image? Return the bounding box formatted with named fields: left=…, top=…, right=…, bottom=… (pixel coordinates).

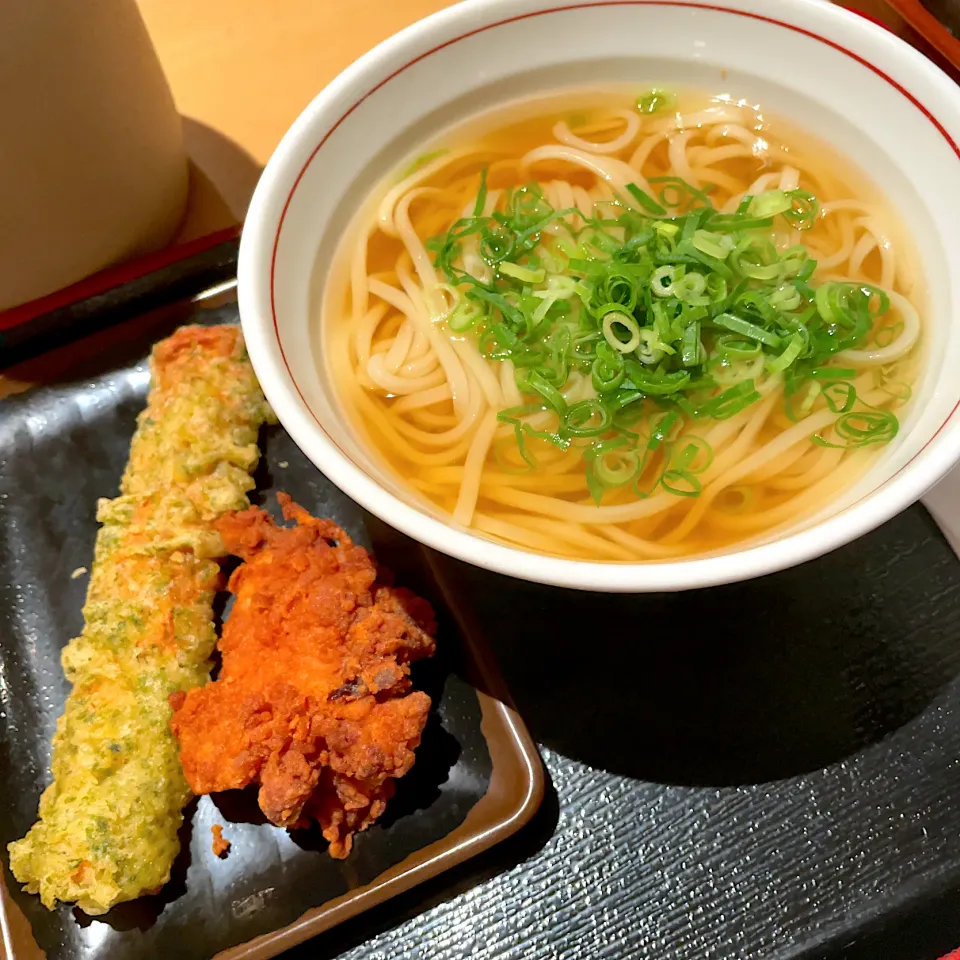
left=169, top=494, right=436, bottom=857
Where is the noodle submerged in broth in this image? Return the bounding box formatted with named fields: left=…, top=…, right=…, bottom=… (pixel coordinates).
left=324, top=90, right=922, bottom=562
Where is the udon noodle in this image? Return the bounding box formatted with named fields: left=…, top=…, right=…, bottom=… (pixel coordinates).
left=324, top=90, right=921, bottom=562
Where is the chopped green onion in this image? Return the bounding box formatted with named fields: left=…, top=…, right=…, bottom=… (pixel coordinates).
left=878, top=380, right=912, bottom=402
left=814, top=409, right=898, bottom=448
left=705, top=273, right=728, bottom=303
left=715, top=335, right=761, bottom=360
left=823, top=381, right=857, bottom=414
left=473, top=168, right=488, bottom=217
left=593, top=448, right=641, bottom=485
left=874, top=321, right=904, bottom=348
left=797, top=258, right=816, bottom=282
left=705, top=380, right=762, bottom=420
left=636, top=88, right=676, bottom=114
left=649, top=410, right=680, bottom=448
left=816, top=283, right=849, bottom=327
left=650, top=176, right=713, bottom=209
left=783, top=190, right=819, bottom=230
left=651, top=265, right=678, bottom=297
left=566, top=399, right=613, bottom=437
left=448, top=300, right=485, bottom=333
left=534, top=274, right=578, bottom=300
left=661, top=470, right=702, bottom=496
left=592, top=343, right=626, bottom=393
left=636, top=329, right=666, bottom=365
left=714, top=313, right=782, bottom=348
left=680, top=321, right=703, bottom=367
left=766, top=332, right=805, bottom=373
left=519, top=369, right=567, bottom=413
left=673, top=272, right=707, bottom=302
left=426, top=166, right=903, bottom=502
left=602, top=312, right=642, bottom=353
left=692, top=230, right=734, bottom=260
left=479, top=229, right=515, bottom=265
left=531, top=295, right=556, bottom=325
left=808, top=366, right=857, bottom=380
left=626, top=182, right=667, bottom=215
left=673, top=436, right=714, bottom=474
left=499, top=261, right=546, bottom=283
left=731, top=237, right=783, bottom=281
left=749, top=190, right=792, bottom=218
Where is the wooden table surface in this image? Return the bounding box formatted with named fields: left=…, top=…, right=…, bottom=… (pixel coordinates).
left=137, top=0, right=928, bottom=233
left=137, top=0, right=461, bottom=237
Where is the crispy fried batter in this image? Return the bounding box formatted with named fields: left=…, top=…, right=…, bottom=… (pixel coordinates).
left=170, top=494, right=436, bottom=857
left=211, top=825, right=231, bottom=858
left=7, top=324, right=273, bottom=914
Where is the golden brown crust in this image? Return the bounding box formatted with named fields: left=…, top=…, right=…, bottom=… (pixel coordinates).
left=7, top=323, right=272, bottom=914
left=211, top=824, right=231, bottom=858
left=170, top=495, right=436, bottom=858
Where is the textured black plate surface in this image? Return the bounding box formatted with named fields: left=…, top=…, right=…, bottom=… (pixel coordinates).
left=289, top=507, right=960, bottom=960
left=0, top=303, right=513, bottom=960
left=302, top=509, right=960, bottom=960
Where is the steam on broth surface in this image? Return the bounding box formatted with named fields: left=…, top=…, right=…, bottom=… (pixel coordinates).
left=323, top=89, right=922, bottom=562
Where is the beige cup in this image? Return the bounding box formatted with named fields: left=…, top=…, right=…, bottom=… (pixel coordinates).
left=0, top=0, right=189, bottom=310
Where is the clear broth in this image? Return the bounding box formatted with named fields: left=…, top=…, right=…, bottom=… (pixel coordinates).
left=323, top=89, right=922, bottom=562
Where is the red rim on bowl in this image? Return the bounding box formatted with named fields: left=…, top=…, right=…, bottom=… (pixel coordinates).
left=272, top=3, right=960, bottom=488
left=243, top=0, right=960, bottom=591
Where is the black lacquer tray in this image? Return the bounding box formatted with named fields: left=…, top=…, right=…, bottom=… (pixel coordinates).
left=3, top=248, right=960, bottom=960
left=0, top=292, right=542, bottom=960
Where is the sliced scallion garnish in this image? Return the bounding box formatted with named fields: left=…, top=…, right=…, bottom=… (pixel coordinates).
left=430, top=173, right=903, bottom=503
left=636, top=88, right=676, bottom=115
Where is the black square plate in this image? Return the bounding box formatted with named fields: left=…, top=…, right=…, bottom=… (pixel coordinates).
left=0, top=299, right=543, bottom=960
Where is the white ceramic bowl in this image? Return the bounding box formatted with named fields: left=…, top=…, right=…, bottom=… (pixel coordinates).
left=239, top=0, right=960, bottom=592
